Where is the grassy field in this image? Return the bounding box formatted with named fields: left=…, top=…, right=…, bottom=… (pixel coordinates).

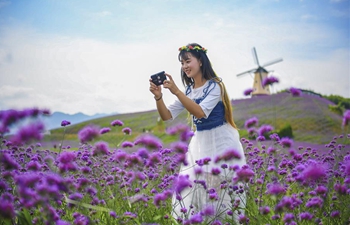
left=44, top=92, right=348, bottom=148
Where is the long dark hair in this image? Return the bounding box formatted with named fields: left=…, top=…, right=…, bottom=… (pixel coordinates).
left=178, top=43, right=238, bottom=129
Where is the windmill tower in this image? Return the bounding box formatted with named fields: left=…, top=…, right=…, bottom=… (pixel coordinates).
left=237, top=47, right=283, bottom=96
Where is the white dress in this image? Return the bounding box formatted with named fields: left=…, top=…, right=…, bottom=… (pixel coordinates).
left=167, top=80, right=247, bottom=222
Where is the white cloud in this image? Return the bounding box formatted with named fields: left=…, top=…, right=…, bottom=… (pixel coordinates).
left=0, top=1, right=348, bottom=115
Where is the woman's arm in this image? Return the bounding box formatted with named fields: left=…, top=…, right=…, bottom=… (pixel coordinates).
left=163, top=74, right=205, bottom=119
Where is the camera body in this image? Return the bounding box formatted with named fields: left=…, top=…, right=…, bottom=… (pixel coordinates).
left=151, top=71, right=167, bottom=86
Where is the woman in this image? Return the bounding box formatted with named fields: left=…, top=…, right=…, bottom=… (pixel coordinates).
left=149, top=43, right=247, bottom=222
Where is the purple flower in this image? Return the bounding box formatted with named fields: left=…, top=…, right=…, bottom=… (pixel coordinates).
left=283, top=213, right=294, bottom=223
left=215, top=148, right=242, bottom=163
left=166, top=123, right=194, bottom=142
left=243, top=88, right=253, bottom=96
left=121, top=141, right=134, bottom=148
left=56, top=220, right=71, bottom=225
left=305, top=196, right=323, bottom=208
left=134, top=134, right=162, bottom=149
left=258, top=124, right=274, bottom=137
left=330, top=210, right=340, bottom=218
left=122, top=127, right=132, bottom=135
left=289, top=87, right=302, bottom=97
left=99, top=127, right=111, bottom=134
left=301, top=161, right=327, bottom=183
left=235, top=166, right=255, bottom=182
left=123, top=212, right=137, bottom=218
left=244, top=117, right=259, bottom=128
left=190, top=213, right=203, bottom=223
left=61, top=120, right=71, bottom=127
left=0, top=152, right=20, bottom=170
left=211, top=167, right=221, bottom=175
left=280, top=137, right=293, bottom=148
left=10, top=122, right=45, bottom=145
left=78, top=125, right=100, bottom=143
left=259, top=206, right=270, bottom=215
left=267, top=183, right=286, bottom=195
left=201, top=205, right=215, bottom=216
left=58, top=151, right=76, bottom=164
left=342, top=110, right=350, bottom=127
left=171, top=141, right=188, bottom=154
left=0, top=193, right=15, bottom=219
left=111, top=119, right=124, bottom=126
left=174, top=174, right=192, bottom=195
left=109, top=211, right=117, bottom=218
left=92, top=141, right=109, bottom=156
left=299, top=212, right=313, bottom=221
left=262, top=76, right=279, bottom=87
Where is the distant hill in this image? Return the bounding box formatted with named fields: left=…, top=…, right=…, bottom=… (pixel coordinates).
left=42, top=111, right=113, bottom=130
left=47, top=93, right=349, bottom=148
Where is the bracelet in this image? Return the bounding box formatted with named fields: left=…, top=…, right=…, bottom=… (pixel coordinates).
left=154, top=94, right=163, bottom=101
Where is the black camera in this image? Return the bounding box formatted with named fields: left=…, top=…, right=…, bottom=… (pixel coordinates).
left=151, top=71, right=167, bottom=86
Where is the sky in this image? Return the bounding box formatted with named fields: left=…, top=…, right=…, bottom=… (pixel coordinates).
left=0, top=0, right=349, bottom=116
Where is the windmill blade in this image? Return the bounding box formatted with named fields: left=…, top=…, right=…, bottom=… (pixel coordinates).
left=261, top=58, right=283, bottom=68
left=252, top=47, right=260, bottom=66
left=236, top=68, right=256, bottom=77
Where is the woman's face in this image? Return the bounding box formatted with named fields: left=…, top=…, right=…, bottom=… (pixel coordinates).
left=180, top=53, right=202, bottom=79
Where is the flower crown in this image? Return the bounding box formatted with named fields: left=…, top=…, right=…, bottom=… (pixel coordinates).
left=178, top=45, right=207, bottom=53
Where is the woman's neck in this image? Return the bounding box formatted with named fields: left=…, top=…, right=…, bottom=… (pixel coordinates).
left=193, top=76, right=207, bottom=89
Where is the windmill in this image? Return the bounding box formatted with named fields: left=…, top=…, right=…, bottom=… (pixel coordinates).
left=237, top=47, right=283, bottom=96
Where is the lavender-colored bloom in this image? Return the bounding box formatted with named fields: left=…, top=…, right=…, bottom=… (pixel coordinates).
left=10, top=122, right=45, bottom=145
left=0, top=152, right=20, bottom=170
left=111, top=119, right=124, bottom=126
left=174, top=175, right=192, bottom=195
left=212, top=220, right=222, bottom=225
left=122, top=127, right=132, bottom=135
left=58, top=151, right=76, bottom=164
left=301, top=161, right=327, bottom=183
left=235, top=166, right=255, bottom=182
left=256, top=135, right=266, bottom=142
left=243, top=88, right=253, bottom=96
left=305, top=196, right=323, bottom=208
left=280, top=137, right=293, bottom=148
left=99, top=127, right=111, bottom=134
left=78, top=125, right=100, bottom=143
left=92, top=141, right=109, bottom=156
left=190, top=213, right=203, bottom=223
left=56, top=220, right=71, bottom=225
left=262, top=76, right=279, bottom=87
left=267, top=183, right=286, bottom=195
left=211, top=167, right=221, bottom=175
left=299, top=212, right=313, bottom=221
left=258, top=124, right=274, bottom=137
left=283, top=213, right=294, bottom=223
left=244, top=116, right=259, bottom=128
left=330, top=210, right=340, bottom=218
left=166, top=123, right=194, bottom=142
left=201, top=205, right=215, bottom=216
left=119, top=141, right=133, bottom=148
left=109, top=211, right=117, bottom=218
left=134, top=134, right=162, bottom=149
left=171, top=141, right=188, bottom=154
left=0, top=193, right=15, bottom=219
left=61, top=120, right=71, bottom=127
left=259, top=206, right=270, bottom=215
left=124, top=212, right=137, bottom=218
left=289, top=87, right=302, bottom=97
left=137, top=148, right=149, bottom=158
left=342, top=110, right=350, bottom=127
left=26, top=160, right=42, bottom=171
left=215, top=148, right=242, bottom=163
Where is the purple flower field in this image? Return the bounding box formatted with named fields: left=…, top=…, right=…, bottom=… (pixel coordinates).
left=0, top=108, right=350, bottom=225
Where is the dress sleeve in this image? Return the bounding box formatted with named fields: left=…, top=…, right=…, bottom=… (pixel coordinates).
left=167, top=97, right=185, bottom=120
left=199, top=84, right=221, bottom=119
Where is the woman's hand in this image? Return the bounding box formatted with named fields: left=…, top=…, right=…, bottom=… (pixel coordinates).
left=163, top=73, right=181, bottom=96
left=149, top=79, right=162, bottom=99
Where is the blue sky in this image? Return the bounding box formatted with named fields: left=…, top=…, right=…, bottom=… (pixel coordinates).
left=0, top=0, right=349, bottom=115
